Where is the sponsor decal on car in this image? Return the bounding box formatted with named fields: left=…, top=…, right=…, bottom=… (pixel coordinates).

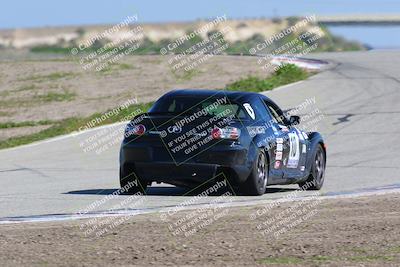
left=296, top=128, right=305, bottom=141
left=275, top=151, right=283, bottom=160
left=274, top=160, right=281, bottom=169
left=302, top=144, right=307, bottom=153
left=280, top=125, right=289, bottom=132
left=276, top=143, right=283, bottom=151
left=272, top=125, right=279, bottom=136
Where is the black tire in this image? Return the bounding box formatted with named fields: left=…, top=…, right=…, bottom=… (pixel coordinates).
left=299, top=144, right=325, bottom=190
left=119, top=165, right=147, bottom=194
left=241, top=149, right=268, bottom=196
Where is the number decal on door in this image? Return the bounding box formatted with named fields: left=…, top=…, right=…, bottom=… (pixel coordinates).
left=287, top=132, right=300, bottom=168
left=243, top=103, right=256, bottom=120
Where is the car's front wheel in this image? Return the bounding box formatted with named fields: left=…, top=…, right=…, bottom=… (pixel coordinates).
left=241, top=149, right=268, bottom=196
left=119, top=165, right=147, bottom=194
left=299, top=144, right=325, bottom=190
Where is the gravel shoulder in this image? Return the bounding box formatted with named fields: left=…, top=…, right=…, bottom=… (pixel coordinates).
left=1, top=193, right=399, bottom=266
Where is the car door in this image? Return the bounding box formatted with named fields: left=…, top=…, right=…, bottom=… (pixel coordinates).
left=249, top=97, right=285, bottom=182
left=263, top=101, right=308, bottom=180
left=285, top=126, right=309, bottom=179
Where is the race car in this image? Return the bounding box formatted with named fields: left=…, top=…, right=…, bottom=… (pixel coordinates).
left=119, top=89, right=326, bottom=196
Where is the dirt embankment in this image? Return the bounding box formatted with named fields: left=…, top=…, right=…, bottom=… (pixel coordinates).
left=0, top=55, right=267, bottom=123
left=0, top=55, right=267, bottom=140
left=0, top=194, right=399, bottom=266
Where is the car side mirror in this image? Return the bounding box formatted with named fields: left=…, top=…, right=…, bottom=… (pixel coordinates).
left=289, top=115, right=300, bottom=126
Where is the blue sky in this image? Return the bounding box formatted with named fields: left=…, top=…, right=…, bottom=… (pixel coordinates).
left=1, top=0, right=400, bottom=29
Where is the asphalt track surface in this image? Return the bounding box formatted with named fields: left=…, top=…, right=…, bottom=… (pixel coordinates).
left=1, top=50, right=400, bottom=220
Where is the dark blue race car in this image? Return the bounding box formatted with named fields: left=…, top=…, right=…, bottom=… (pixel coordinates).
left=120, top=89, right=326, bottom=196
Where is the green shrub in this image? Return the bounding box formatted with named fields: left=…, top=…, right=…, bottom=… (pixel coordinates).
left=225, top=64, right=309, bottom=92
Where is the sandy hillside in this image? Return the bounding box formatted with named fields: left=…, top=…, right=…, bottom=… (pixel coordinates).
left=0, top=18, right=290, bottom=48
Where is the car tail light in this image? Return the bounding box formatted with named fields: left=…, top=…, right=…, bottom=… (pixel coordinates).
left=211, top=127, right=241, bottom=140
left=125, top=124, right=146, bottom=137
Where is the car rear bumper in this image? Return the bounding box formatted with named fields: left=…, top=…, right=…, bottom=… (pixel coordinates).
left=133, top=162, right=219, bottom=187
left=120, top=141, right=252, bottom=186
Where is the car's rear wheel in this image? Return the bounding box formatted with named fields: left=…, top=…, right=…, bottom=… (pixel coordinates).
left=119, top=165, right=147, bottom=194
left=241, top=149, right=268, bottom=196
left=299, top=144, right=325, bottom=190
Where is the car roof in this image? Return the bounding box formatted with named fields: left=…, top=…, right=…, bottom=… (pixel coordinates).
left=163, top=89, right=271, bottom=102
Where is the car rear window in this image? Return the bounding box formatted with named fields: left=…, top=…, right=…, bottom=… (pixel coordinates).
left=149, top=96, right=248, bottom=119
